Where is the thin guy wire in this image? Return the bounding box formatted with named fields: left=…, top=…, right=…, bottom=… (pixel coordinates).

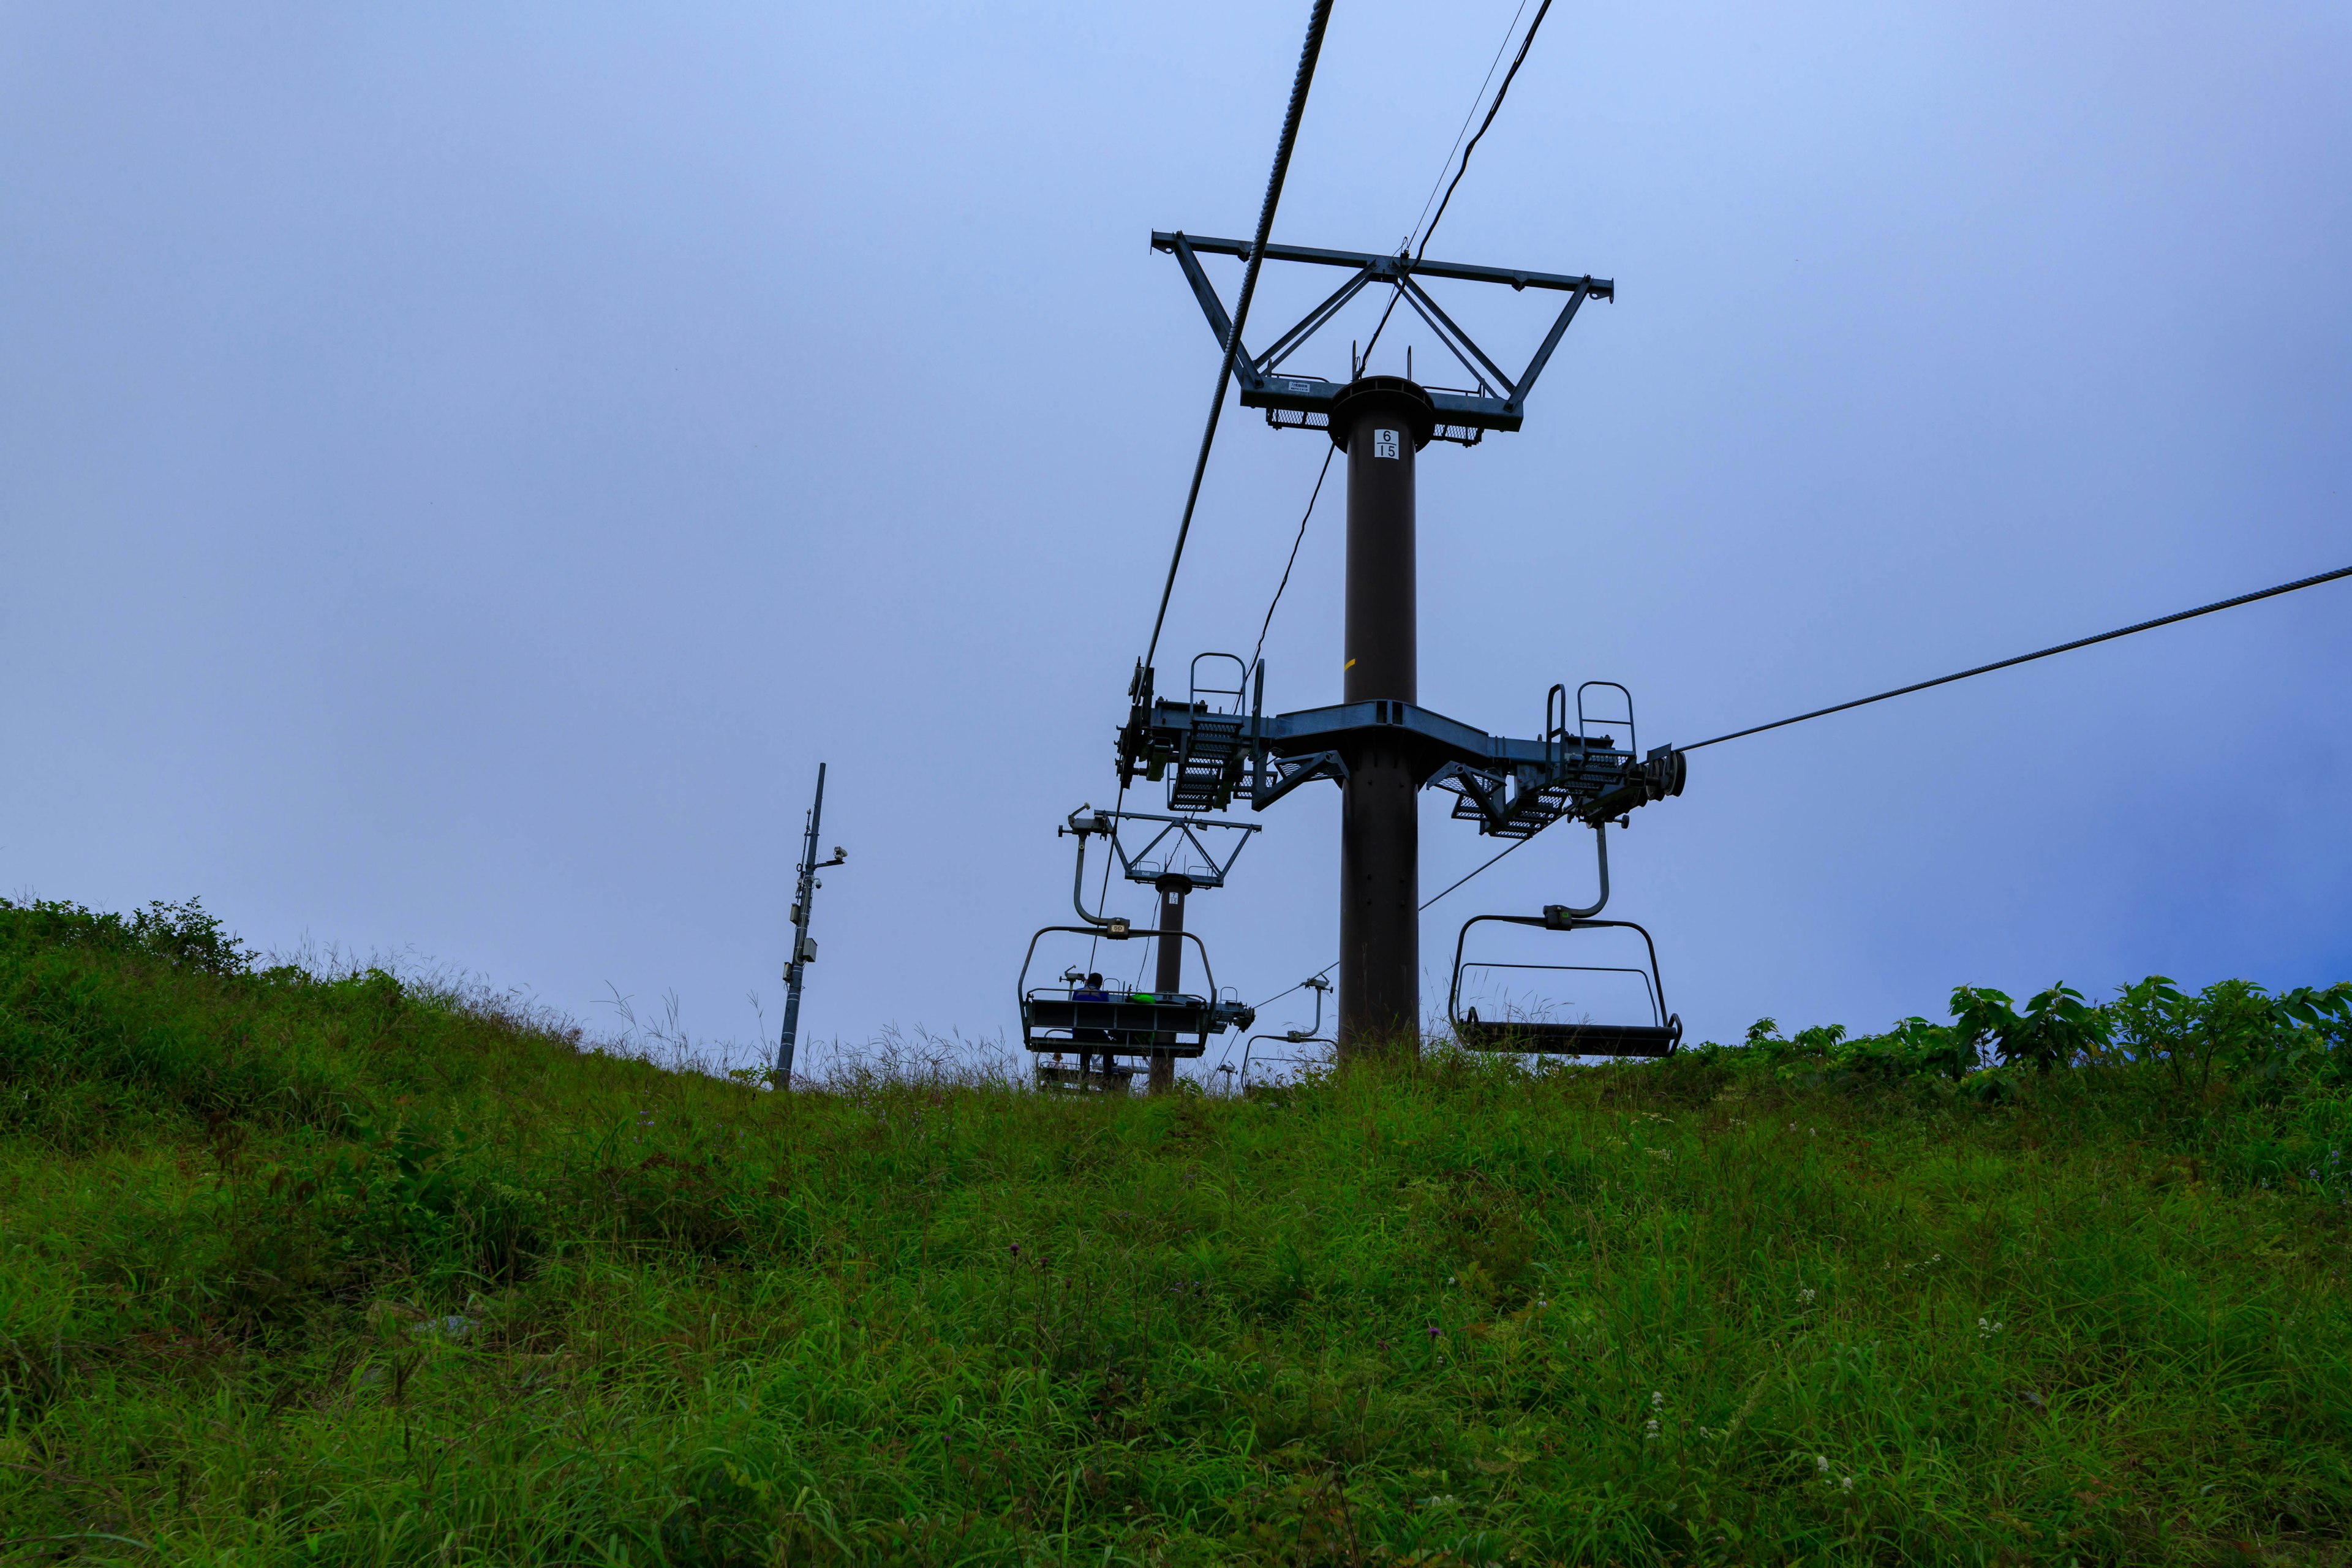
left=1141, top=0, right=1333, bottom=678
left=1682, top=562, right=2352, bottom=752
left=1416, top=0, right=1553, bottom=269
left=1406, top=1, right=1530, bottom=255
left=1250, top=824, right=1549, bottom=1011
left=1245, top=5, right=1545, bottom=662
left=1361, top=0, right=1553, bottom=371
left=1248, top=445, right=1336, bottom=679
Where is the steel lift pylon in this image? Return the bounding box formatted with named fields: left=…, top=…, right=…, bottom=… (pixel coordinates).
left=1123, top=233, right=1687, bottom=1057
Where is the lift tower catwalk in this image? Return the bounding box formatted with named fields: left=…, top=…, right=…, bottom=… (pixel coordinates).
left=1123, top=234, right=1687, bottom=1059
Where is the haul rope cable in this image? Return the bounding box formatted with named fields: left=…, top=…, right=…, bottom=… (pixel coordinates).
left=1679, top=561, right=2352, bottom=752
left=1139, top=0, right=1333, bottom=678
left=1240, top=559, right=2352, bottom=1022
left=1099, top=0, right=1330, bottom=970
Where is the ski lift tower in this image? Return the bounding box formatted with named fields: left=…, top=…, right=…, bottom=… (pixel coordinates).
left=1126, top=233, right=1682, bottom=1057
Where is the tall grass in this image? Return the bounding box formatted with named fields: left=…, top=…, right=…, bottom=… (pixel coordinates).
left=2, top=897, right=2349, bottom=1564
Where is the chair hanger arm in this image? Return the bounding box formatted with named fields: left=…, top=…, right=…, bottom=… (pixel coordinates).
left=1544, top=821, right=1610, bottom=924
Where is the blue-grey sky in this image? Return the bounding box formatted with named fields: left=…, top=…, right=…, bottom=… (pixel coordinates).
left=5, top=2, right=2347, bottom=1069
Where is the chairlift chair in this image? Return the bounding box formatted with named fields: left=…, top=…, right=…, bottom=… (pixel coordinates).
left=1017, top=925, right=1227, bottom=1058
left=1016, top=926, right=1256, bottom=1064
left=1444, top=822, right=1683, bottom=1057
left=1237, top=974, right=1333, bottom=1091
left=1017, top=804, right=1255, bottom=1087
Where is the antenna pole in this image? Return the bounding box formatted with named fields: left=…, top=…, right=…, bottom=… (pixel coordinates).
left=777, top=761, right=827, bottom=1086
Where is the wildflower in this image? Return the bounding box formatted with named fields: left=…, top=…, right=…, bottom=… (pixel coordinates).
left=1977, top=1316, right=2003, bottom=1340
left=1651, top=1390, right=1664, bottom=1409
left=1815, top=1455, right=1830, bottom=1475
left=1644, top=1417, right=1660, bottom=1439
left=1427, top=1325, right=1440, bottom=1340
left=1009, top=1243, right=1020, bottom=1255
left=1449, top=1276, right=1457, bottom=1286
left=1841, top=1476, right=1855, bottom=1493
left=1800, top=1287, right=1817, bottom=1305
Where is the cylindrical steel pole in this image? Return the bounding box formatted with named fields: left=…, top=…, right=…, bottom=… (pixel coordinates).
left=1150, top=875, right=1191, bottom=1093
left=1333, top=378, right=1433, bottom=1058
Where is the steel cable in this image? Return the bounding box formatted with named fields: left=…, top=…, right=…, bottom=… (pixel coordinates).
left=1249, top=828, right=1545, bottom=1013
left=1247, top=446, right=1336, bottom=680
left=1406, top=1, right=1531, bottom=255
left=1141, top=0, right=1333, bottom=678
left=1681, top=562, right=2352, bottom=752
left=1243, top=560, right=2352, bottom=1018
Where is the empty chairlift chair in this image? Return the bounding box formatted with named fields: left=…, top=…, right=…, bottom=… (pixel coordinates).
left=1236, top=974, right=1332, bottom=1091
left=1444, top=822, right=1682, bottom=1058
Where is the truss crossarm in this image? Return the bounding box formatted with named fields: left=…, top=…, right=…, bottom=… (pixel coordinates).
left=1398, top=274, right=1516, bottom=397
left=1103, top=809, right=1262, bottom=889
left=1164, top=233, right=1265, bottom=393
left=1153, top=233, right=1613, bottom=442
left=1153, top=232, right=1613, bottom=298
left=1256, top=263, right=1380, bottom=377
left=1506, top=280, right=1592, bottom=421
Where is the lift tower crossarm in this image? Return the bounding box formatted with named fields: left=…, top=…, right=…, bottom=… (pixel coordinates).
left=1152, top=231, right=1613, bottom=441
left=1118, top=693, right=1687, bottom=838
left=1152, top=232, right=1613, bottom=297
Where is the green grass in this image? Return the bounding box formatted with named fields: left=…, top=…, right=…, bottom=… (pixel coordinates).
left=3, top=899, right=2351, bottom=1564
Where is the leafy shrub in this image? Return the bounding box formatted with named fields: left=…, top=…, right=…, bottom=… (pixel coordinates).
left=0, top=895, right=254, bottom=976
left=1716, top=977, right=2352, bottom=1097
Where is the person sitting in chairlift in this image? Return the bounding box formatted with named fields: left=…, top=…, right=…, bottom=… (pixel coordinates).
left=1072, top=972, right=1111, bottom=1077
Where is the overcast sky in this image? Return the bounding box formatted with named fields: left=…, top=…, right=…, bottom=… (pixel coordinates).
left=5, top=1, right=2347, bottom=1074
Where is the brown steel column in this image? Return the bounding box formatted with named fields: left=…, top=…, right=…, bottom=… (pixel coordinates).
left=1333, top=377, right=1433, bottom=1059
left=1150, top=875, right=1191, bottom=1093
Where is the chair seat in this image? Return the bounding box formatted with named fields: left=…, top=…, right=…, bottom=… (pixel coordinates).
left=1455, top=1018, right=1679, bottom=1058
left=1022, top=993, right=1213, bottom=1058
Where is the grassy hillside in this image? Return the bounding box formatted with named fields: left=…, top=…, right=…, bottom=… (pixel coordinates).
left=3, top=898, right=2351, bottom=1565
